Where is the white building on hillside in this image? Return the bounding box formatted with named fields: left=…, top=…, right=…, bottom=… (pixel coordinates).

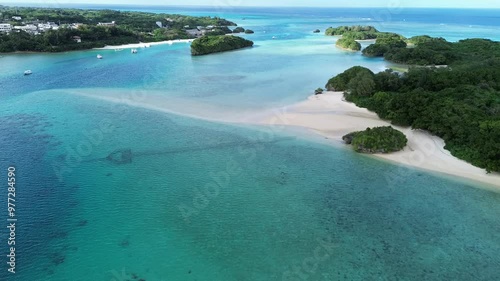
left=186, top=28, right=203, bottom=37
left=0, top=23, right=12, bottom=33
left=70, top=23, right=84, bottom=29
left=38, top=22, right=60, bottom=32
left=13, top=24, right=38, bottom=34
left=38, top=23, right=52, bottom=31
left=98, top=21, right=116, bottom=27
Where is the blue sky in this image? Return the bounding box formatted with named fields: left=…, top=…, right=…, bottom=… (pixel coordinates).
left=16, top=0, right=500, bottom=8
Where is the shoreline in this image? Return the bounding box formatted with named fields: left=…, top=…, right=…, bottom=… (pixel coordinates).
left=250, top=91, right=500, bottom=191
left=335, top=45, right=360, bottom=52
left=93, top=39, right=194, bottom=50
left=0, top=39, right=195, bottom=55
left=68, top=88, right=500, bottom=191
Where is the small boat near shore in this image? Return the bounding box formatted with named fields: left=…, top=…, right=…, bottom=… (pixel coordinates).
left=24, top=70, right=32, bottom=75
left=97, top=54, right=103, bottom=59
left=131, top=49, right=138, bottom=54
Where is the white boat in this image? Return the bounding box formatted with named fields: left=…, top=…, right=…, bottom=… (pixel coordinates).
left=272, top=36, right=277, bottom=39
left=131, top=49, right=138, bottom=54
left=24, top=70, right=32, bottom=75
left=97, top=54, right=103, bottom=59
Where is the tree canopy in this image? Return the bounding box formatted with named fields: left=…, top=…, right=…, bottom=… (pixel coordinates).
left=325, top=66, right=375, bottom=91
left=325, top=25, right=379, bottom=36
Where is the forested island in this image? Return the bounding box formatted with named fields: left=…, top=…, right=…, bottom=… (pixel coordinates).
left=325, top=25, right=405, bottom=41
left=326, top=25, right=407, bottom=53
left=0, top=6, right=238, bottom=52
left=343, top=127, right=407, bottom=153
left=190, top=35, right=254, bottom=56
left=326, top=25, right=379, bottom=39
left=325, top=33, right=500, bottom=172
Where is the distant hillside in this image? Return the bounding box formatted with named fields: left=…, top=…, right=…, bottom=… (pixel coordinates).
left=0, top=6, right=237, bottom=52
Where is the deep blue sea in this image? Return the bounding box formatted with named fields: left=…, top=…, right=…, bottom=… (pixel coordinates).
left=0, top=5, right=500, bottom=281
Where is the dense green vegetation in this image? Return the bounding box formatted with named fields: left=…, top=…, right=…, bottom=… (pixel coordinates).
left=384, top=39, right=454, bottom=65
left=383, top=38, right=500, bottom=66
left=325, top=25, right=378, bottom=36
left=0, top=6, right=235, bottom=30
left=362, top=44, right=390, bottom=57
left=359, top=29, right=500, bottom=66
left=376, top=32, right=406, bottom=42
left=343, top=127, right=407, bottom=153
left=0, top=6, right=237, bottom=52
left=326, top=60, right=500, bottom=171
left=190, top=35, right=253, bottom=56
left=362, top=35, right=407, bottom=57
left=341, top=32, right=377, bottom=40
left=336, top=37, right=361, bottom=51
left=0, top=26, right=136, bottom=52
left=407, top=35, right=446, bottom=45
left=326, top=26, right=379, bottom=40
left=325, top=66, right=374, bottom=91
left=325, top=26, right=406, bottom=41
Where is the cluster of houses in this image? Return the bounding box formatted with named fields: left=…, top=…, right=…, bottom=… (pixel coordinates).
left=152, top=19, right=219, bottom=38
left=0, top=16, right=61, bottom=35
left=185, top=25, right=217, bottom=38
left=0, top=15, right=116, bottom=36
left=153, top=19, right=220, bottom=38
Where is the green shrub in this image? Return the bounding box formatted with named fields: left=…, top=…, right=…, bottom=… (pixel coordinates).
left=343, top=126, right=408, bottom=153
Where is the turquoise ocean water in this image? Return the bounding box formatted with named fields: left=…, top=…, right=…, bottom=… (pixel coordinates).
left=1, top=6, right=500, bottom=281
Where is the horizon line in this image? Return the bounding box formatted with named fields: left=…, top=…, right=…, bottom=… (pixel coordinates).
left=3, top=3, right=500, bottom=10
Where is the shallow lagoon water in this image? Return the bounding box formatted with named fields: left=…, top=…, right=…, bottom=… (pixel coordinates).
left=1, top=6, right=500, bottom=281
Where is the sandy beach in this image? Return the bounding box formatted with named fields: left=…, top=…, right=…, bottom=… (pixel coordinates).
left=71, top=88, right=500, bottom=191
left=252, top=92, right=500, bottom=190
left=93, top=39, right=193, bottom=50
